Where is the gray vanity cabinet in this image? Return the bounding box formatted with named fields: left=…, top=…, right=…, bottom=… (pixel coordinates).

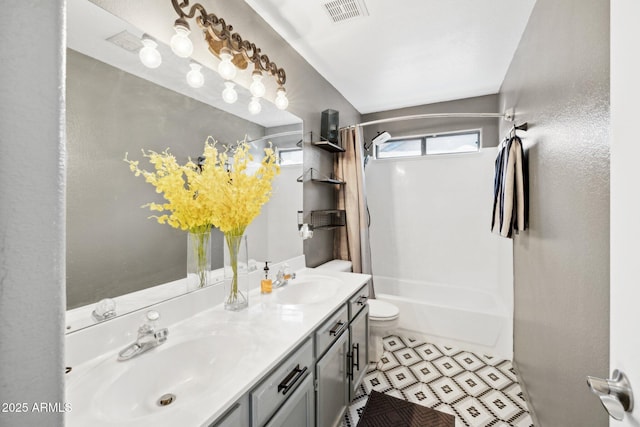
left=208, top=394, right=250, bottom=427
left=315, top=329, right=350, bottom=427
left=251, top=339, right=313, bottom=427
left=264, top=373, right=314, bottom=427
left=349, top=304, right=369, bottom=400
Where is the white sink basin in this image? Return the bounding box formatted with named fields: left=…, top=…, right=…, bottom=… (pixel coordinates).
left=68, top=334, right=255, bottom=424
left=275, top=275, right=342, bottom=305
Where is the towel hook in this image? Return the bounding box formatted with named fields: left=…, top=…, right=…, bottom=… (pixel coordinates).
left=510, top=122, right=528, bottom=139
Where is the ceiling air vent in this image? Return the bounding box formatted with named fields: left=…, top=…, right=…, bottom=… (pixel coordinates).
left=106, top=30, right=143, bottom=53
left=323, top=0, right=369, bottom=23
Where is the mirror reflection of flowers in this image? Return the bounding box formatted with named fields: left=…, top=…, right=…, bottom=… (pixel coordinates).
left=124, top=136, right=280, bottom=292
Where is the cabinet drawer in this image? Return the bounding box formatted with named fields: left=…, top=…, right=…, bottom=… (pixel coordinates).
left=348, top=284, right=369, bottom=321
left=251, top=338, right=313, bottom=427
left=315, top=304, right=349, bottom=358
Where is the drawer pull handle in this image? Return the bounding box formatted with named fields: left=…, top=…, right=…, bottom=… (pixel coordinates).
left=277, top=364, right=307, bottom=395
left=356, top=296, right=368, bottom=306
left=329, top=320, right=347, bottom=336
left=346, top=352, right=353, bottom=380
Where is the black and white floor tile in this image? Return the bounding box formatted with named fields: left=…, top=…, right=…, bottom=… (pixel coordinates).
left=343, top=335, right=534, bottom=427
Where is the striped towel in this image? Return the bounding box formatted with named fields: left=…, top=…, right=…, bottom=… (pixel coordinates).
left=492, top=135, right=528, bottom=238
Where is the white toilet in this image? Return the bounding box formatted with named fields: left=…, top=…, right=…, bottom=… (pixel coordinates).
left=316, top=260, right=400, bottom=362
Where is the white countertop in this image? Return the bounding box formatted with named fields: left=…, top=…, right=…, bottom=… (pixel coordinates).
left=65, top=265, right=370, bottom=427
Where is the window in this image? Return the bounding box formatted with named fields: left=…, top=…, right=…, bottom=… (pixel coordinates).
left=376, top=138, right=422, bottom=159
left=278, top=148, right=303, bottom=165
left=375, top=130, right=481, bottom=159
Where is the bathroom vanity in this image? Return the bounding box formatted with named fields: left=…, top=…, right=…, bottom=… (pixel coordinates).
left=65, top=263, right=370, bottom=427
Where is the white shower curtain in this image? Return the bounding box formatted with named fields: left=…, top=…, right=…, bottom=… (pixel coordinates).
left=334, top=126, right=376, bottom=297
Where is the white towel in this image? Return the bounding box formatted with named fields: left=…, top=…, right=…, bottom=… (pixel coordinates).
left=492, top=136, right=527, bottom=238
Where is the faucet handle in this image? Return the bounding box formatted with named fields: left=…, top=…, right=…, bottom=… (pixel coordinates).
left=92, top=298, right=116, bottom=322
left=138, top=310, right=161, bottom=335
left=146, top=310, right=160, bottom=322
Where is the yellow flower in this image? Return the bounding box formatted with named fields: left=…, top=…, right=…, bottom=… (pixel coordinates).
left=124, top=137, right=280, bottom=235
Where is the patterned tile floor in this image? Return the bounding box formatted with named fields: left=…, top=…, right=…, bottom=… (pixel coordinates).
left=343, top=335, right=534, bottom=427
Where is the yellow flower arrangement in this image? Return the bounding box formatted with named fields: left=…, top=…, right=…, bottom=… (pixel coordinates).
left=125, top=137, right=280, bottom=299
left=124, top=136, right=279, bottom=234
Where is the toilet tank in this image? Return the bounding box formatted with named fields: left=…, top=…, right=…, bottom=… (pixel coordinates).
left=316, top=259, right=353, bottom=272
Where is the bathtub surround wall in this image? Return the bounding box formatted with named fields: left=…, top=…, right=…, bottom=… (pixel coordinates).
left=0, top=1, right=65, bottom=426
left=365, top=148, right=513, bottom=357
left=498, top=0, right=610, bottom=426
left=89, top=0, right=362, bottom=269
left=245, top=125, right=303, bottom=262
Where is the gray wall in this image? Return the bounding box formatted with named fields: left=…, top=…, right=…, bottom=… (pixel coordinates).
left=0, top=1, right=65, bottom=426
left=498, top=0, right=610, bottom=425
left=66, top=49, right=264, bottom=309
left=361, top=94, right=500, bottom=152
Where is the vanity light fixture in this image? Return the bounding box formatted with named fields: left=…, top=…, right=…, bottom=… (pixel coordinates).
left=139, top=34, right=162, bottom=69
left=222, top=81, right=238, bottom=104
left=248, top=97, right=262, bottom=115
left=275, top=86, right=289, bottom=110
left=217, top=47, right=237, bottom=80
left=250, top=70, right=266, bottom=98
left=186, top=61, right=205, bottom=88
left=170, top=0, right=289, bottom=110
left=170, top=18, right=194, bottom=57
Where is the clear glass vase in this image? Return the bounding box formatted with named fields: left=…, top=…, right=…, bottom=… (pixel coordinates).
left=187, top=229, right=211, bottom=292
left=224, top=232, right=249, bottom=311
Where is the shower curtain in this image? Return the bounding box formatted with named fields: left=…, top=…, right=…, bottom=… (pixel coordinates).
left=335, top=126, right=376, bottom=298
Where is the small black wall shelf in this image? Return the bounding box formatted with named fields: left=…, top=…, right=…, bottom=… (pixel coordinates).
left=309, top=209, right=346, bottom=230
left=297, top=168, right=345, bottom=185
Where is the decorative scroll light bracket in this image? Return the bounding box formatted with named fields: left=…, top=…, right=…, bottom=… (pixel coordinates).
left=170, top=0, right=287, bottom=87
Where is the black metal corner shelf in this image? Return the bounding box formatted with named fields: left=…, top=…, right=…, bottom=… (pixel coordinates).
left=309, top=209, right=346, bottom=230
left=311, top=140, right=345, bottom=153
left=297, top=168, right=345, bottom=185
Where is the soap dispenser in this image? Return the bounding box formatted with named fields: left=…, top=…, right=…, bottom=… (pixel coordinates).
left=261, top=261, right=272, bottom=294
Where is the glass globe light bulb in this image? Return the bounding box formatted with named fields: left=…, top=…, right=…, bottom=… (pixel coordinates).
left=248, top=97, right=262, bottom=115
left=222, top=82, right=238, bottom=104
left=275, top=87, right=289, bottom=110
left=170, top=24, right=193, bottom=58
left=186, top=62, right=204, bottom=88
left=139, top=37, right=161, bottom=69
left=249, top=71, right=266, bottom=98
left=218, top=50, right=237, bottom=80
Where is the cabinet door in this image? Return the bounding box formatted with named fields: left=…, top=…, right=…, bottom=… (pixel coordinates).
left=350, top=304, right=369, bottom=400
left=316, top=329, right=350, bottom=427
left=264, top=373, right=314, bottom=427
left=209, top=394, right=249, bottom=427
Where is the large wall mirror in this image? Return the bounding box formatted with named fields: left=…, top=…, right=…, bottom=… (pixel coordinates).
left=66, top=0, right=303, bottom=332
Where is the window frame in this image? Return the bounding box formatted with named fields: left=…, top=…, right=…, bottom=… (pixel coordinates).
left=374, top=128, right=482, bottom=160
left=276, top=147, right=303, bottom=166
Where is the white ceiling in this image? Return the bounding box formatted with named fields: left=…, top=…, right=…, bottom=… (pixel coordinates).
left=244, top=0, right=537, bottom=114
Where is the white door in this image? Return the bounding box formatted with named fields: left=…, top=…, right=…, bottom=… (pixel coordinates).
left=607, top=0, right=640, bottom=425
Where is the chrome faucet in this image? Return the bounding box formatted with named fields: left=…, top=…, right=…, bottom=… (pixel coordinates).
left=273, top=265, right=296, bottom=288
left=117, top=310, right=168, bottom=361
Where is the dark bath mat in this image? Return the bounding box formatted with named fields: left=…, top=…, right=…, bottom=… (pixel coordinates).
left=357, top=390, right=455, bottom=427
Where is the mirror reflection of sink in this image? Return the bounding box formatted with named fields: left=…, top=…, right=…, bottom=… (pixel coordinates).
left=69, top=335, right=252, bottom=423
left=275, top=275, right=342, bottom=305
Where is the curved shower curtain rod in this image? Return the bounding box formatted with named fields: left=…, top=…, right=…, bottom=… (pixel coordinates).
left=246, top=130, right=301, bottom=143
left=342, top=112, right=513, bottom=130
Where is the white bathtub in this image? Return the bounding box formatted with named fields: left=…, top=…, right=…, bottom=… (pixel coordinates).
left=373, top=276, right=512, bottom=359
